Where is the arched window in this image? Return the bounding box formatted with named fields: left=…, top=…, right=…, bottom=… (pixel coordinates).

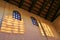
left=13, top=10, right=21, bottom=20
left=0, top=10, right=24, bottom=34
left=31, top=17, right=38, bottom=26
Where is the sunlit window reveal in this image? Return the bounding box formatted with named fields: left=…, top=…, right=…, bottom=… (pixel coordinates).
left=41, top=23, right=54, bottom=37
left=0, top=10, right=24, bottom=34
left=38, top=22, right=45, bottom=36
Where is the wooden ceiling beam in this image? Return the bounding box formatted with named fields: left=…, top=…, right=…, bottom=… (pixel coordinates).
left=51, top=5, right=60, bottom=22
left=44, top=0, right=55, bottom=19
left=19, top=0, right=24, bottom=8
left=28, top=0, right=38, bottom=12
left=4, top=0, right=10, bottom=2
left=37, top=0, right=48, bottom=15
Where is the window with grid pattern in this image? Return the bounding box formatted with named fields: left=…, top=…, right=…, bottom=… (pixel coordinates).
left=0, top=10, right=24, bottom=34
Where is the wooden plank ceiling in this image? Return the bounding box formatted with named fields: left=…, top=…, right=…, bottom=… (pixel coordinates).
left=4, top=0, right=60, bottom=22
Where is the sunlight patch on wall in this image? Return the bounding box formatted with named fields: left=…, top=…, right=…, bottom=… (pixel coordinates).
left=0, top=15, right=24, bottom=34
left=38, top=22, right=45, bottom=36
left=41, top=23, right=54, bottom=37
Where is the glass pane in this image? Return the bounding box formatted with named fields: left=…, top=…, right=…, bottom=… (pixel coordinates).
left=13, top=10, right=21, bottom=20
left=31, top=17, right=38, bottom=26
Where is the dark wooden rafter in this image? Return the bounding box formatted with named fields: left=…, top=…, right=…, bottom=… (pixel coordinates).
left=7, top=0, right=19, bottom=4
left=56, top=13, right=60, bottom=18
left=19, top=0, right=24, bottom=8
left=20, top=0, right=32, bottom=11
left=4, top=0, right=10, bottom=2
left=4, top=0, right=19, bottom=6
left=52, top=13, right=60, bottom=22
left=28, top=0, right=38, bottom=12
left=51, top=5, right=60, bottom=22
left=11, top=0, right=19, bottom=3
left=44, top=0, right=55, bottom=19
left=37, top=0, right=52, bottom=18
left=3, top=0, right=60, bottom=22
left=37, top=0, right=48, bottom=15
